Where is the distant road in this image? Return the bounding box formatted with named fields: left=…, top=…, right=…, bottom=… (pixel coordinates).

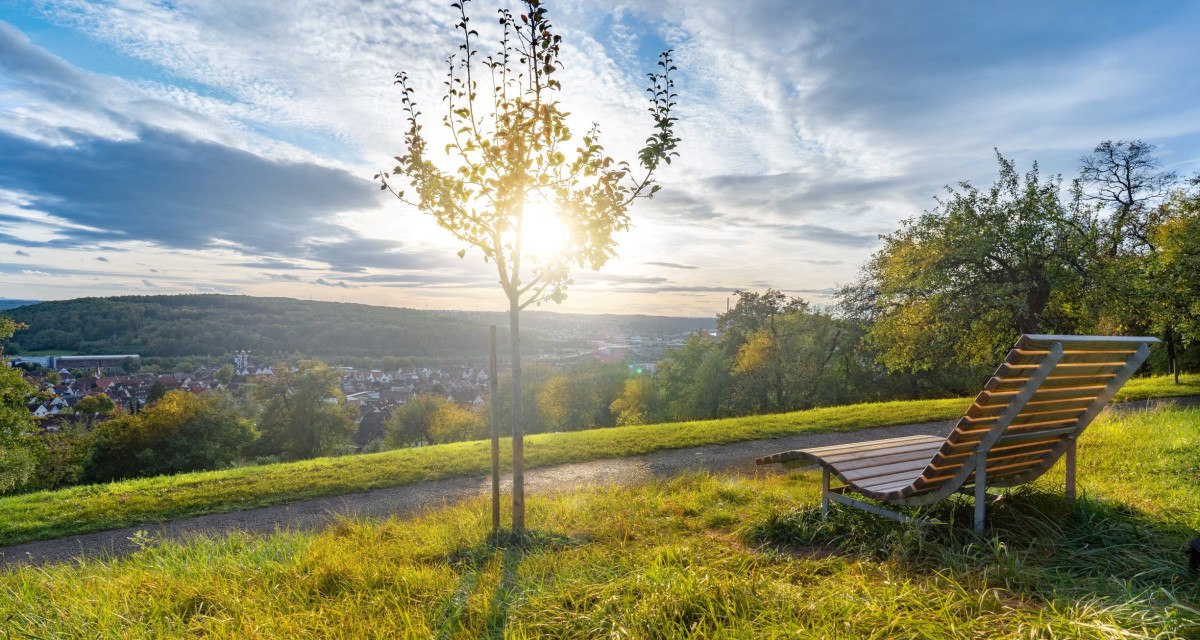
left=2, top=396, right=1195, bottom=568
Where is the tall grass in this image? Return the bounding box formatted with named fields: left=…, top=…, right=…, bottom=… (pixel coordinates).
left=1, top=403, right=1197, bottom=638
left=0, top=374, right=1196, bottom=548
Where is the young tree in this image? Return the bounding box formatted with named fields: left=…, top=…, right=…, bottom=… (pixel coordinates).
left=492, top=362, right=556, bottom=435
left=378, top=0, right=680, bottom=531
left=251, top=362, right=357, bottom=460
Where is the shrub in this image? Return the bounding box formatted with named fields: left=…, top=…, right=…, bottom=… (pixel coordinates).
left=85, top=390, right=255, bottom=481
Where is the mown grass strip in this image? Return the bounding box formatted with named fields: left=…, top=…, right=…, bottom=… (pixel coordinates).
left=0, top=374, right=1196, bottom=547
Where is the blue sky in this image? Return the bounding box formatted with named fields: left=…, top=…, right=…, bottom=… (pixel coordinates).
left=1, top=0, right=1198, bottom=315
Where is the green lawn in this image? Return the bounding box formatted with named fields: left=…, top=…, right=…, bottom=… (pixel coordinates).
left=1, top=404, right=1197, bottom=638
left=0, top=374, right=1197, bottom=547
left=16, top=349, right=79, bottom=356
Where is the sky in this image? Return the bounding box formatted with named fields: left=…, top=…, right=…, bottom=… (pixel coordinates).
left=1, top=0, right=1199, bottom=316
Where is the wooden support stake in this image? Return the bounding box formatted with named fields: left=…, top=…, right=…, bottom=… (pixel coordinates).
left=489, top=325, right=500, bottom=533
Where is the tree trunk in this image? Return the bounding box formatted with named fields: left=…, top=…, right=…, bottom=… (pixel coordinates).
left=1166, top=324, right=1179, bottom=385
left=489, top=325, right=500, bottom=533
left=770, top=316, right=784, bottom=411
left=509, top=296, right=525, bottom=533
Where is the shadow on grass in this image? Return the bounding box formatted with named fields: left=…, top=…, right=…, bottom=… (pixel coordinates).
left=746, top=487, right=1200, bottom=629
left=436, top=529, right=581, bottom=639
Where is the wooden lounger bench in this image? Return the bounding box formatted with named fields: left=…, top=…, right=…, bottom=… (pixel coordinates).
left=756, top=334, right=1158, bottom=535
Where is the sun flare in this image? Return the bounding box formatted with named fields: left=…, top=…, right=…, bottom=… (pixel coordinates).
left=520, top=200, right=570, bottom=259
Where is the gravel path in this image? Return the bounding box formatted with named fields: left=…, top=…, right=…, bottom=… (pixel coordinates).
left=3, top=396, right=1194, bottom=568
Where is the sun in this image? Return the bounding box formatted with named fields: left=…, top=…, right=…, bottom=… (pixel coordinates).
left=520, top=199, right=570, bottom=260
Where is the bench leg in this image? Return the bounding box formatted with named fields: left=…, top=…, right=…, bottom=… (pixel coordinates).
left=974, top=458, right=987, bottom=537
left=821, top=468, right=830, bottom=518
left=1065, top=437, right=1077, bottom=506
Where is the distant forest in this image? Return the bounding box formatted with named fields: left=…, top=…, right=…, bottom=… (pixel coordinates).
left=0, top=295, right=713, bottom=367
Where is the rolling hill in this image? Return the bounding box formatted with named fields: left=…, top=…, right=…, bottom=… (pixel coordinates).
left=0, top=299, right=38, bottom=311
left=1, top=294, right=714, bottom=363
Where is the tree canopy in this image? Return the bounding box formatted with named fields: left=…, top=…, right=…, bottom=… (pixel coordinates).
left=85, top=390, right=255, bottom=482
left=251, top=361, right=358, bottom=460
left=842, top=153, right=1097, bottom=373
left=0, top=317, right=36, bottom=493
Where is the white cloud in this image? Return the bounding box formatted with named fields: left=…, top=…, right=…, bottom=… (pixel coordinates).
left=0, top=1, right=1197, bottom=315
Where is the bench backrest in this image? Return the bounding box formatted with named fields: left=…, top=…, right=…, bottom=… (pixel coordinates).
left=911, top=334, right=1156, bottom=497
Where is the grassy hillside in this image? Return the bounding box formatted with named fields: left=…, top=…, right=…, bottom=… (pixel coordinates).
left=1, top=373, right=1197, bottom=548
left=2, top=405, right=1197, bottom=638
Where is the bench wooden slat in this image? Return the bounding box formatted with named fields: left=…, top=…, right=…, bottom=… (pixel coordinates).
left=983, top=386, right=1105, bottom=404
left=856, top=469, right=926, bottom=490
left=830, top=447, right=943, bottom=472
left=985, top=374, right=1116, bottom=392
left=970, top=396, right=1098, bottom=417
left=795, top=434, right=941, bottom=457
left=1019, top=335, right=1155, bottom=350
left=841, top=458, right=935, bottom=483
left=820, top=440, right=944, bottom=464
left=1005, top=350, right=1137, bottom=365
left=754, top=436, right=943, bottom=466
left=995, top=425, right=1078, bottom=446
left=964, top=408, right=1087, bottom=426
left=868, top=478, right=927, bottom=494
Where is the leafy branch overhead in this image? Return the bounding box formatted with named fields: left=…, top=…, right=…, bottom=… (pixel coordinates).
left=377, top=0, right=679, bottom=309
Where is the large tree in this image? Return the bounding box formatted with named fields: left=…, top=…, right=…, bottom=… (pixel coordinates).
left=379, top=0, right=679, bottom=531
left=842, top=152, right=1097, bottom=373
left=718, top=289, right=807, bottom=413
left=655, top=331, right=730, bottom=421
left=1078, top=140, right=1187, bottom=379
left=251, top=362, right=358, bottom=460
left=1140, top=185, right=1200, bottom=382
left=1079, top=139, right=1177, bottom=256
